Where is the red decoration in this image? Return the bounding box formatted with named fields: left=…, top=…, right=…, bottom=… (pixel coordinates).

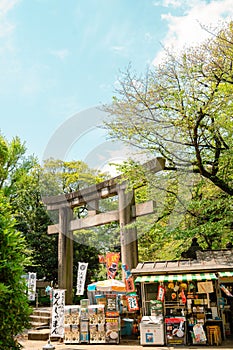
left=98, top=255, right=105, bottom=263
left=125, top=276, right=135, bottom=293
left=126, top=295, right=139, bottom=312
left=157, top=285, right=165, bottom=302
left=181, top=289, right=187, bottom=304
left=105, top=252, right=120, bottom=279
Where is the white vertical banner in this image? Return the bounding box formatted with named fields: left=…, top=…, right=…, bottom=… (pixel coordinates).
left=76, top=262, right=88, bottom=295
left=51, top=289, right=65, bottom=338
left=28, top=272, right=37, bottom=301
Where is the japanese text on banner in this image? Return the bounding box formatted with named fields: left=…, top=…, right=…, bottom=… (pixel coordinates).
left=76, top=262, right=88, bottom=295
left=51, top=289, right=65, bottom=338
left=28, top=272, right=37, bottom=301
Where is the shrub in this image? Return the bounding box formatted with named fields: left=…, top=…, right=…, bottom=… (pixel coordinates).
left=0, top=193, right=32, bottom=349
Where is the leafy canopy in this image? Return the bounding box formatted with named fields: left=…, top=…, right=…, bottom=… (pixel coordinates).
left=103, top=22, right=233, bottom=196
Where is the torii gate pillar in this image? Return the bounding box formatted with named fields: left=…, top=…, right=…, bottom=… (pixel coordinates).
left=58, top=207, right=73, bottom=304
left=118, top=187, right=138, bottom=270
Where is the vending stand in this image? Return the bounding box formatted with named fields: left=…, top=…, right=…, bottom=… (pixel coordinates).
left=63, top=278, right=139, bottom=345
left=63, top=295, right=120, bottom=345
left=140, top=300, right=165, bottom=345
left=132, top=248, right=233, bottom=346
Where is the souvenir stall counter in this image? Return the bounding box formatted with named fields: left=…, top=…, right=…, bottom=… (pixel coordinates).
left=134, top=273, right=220, bottom=345
left=132, top=250, right=233, bottom=347
left=62, top=278, right=140, bottom=345
left=64, top=295, right=120, bottom=345
left=87, top=278, right=141, bottom=340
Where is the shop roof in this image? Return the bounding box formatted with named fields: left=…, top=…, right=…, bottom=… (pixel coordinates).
left=131, top=249, right=233, bottom=276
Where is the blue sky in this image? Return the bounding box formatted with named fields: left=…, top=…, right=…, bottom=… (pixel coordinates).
left=1, top=0, right=233, bottom=169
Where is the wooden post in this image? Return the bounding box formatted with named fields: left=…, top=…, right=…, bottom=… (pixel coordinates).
left=58, top=206, right=73, bottom=304
left=118, top=187, right=138, bottom=271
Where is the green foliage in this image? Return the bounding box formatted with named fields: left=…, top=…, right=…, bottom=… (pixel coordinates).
left=103, top=22, right=233, bottom=196
left=0, top=135, right=31, bottom=196
left=115, top=155, right=233, bottom=259
left=10, top=165, right=58, bottom=281
left=0, top=192, right=32, bottom=349
left=40, top=158, right=107, bottom=196
left=101, top=22, right=233, bottom=260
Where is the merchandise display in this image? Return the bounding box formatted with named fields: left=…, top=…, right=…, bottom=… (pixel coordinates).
left=64, top=306, right=80, bottom=344
left=105, top=294, right=120, bottom=344
left=89, top=305, right=105, bottom=343
left=134, top=273, right=231, bottom=346
left=80, top=299, right=90, bottom=343
left=165, top=316, right=186, bottom=345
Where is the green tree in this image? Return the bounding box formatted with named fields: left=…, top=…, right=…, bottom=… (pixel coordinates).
left=0, top=134, right=58, bottom=282
left=0, top=135, right=31, bottom=195
left=0, top=191, right=32, bottom=349
left=102, top=23, right=233, bottom=257
left=40, top=158, right=107, bottom=196
left=10, top=165, right=58, bottom=282
left=103, top=22, right=233, bottom=196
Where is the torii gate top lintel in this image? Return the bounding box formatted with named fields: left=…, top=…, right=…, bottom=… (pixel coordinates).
left=43, top=157, right=165, bottom=211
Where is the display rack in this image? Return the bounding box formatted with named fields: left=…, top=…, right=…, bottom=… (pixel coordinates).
left=64, top=305, right=80, bottom=344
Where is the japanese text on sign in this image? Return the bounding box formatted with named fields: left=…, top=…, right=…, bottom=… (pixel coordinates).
left=76, top=262, right=88, bottom=295
left=51, top=289, right=65, bottom=338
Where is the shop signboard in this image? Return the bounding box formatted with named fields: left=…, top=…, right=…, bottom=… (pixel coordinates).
left=106, top=252, right=120, bottom=279
left=197, top=281, right=213, bottom=294
left=165, top=316, right=186, bottom=345
left=51, top=289, right=65, bottom=338
left=126, top=295, right=139, bottom=312
left=105, top=317, right=120, bottom=343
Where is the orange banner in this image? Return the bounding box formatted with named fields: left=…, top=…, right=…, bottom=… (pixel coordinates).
left=106, top=252, right=120, bottom=279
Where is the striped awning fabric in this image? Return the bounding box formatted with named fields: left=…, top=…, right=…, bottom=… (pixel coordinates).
left=218, top=271, right=233, bottom=278
left=135, top=273, right=217, bottom=283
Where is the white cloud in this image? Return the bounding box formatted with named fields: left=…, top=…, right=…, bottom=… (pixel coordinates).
left=162, top=0, right=183, bottom=7
left=153, top=0, right=233, bottom=65
left=0, top=0, right=19, bottom=37
left=0, top=0, right=18, bottom=15
left=153, top=0, right=190, bottom=8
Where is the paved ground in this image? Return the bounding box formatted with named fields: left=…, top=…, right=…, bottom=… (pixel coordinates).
left=18, top=336, right=233, bottom=350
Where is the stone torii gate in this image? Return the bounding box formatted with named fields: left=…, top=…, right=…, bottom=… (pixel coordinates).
left=43, top=157, right=165, bottom=304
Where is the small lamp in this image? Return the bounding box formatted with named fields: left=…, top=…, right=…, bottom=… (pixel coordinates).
left=42, top=338, right=55, bottom=350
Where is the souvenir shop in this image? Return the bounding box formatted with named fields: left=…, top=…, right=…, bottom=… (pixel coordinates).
left=132, top=249, right=233, bottom=346
left=62, top=291, right=140, bottom=344
left=50, top=257, right=140, bottom=345
left=53, top=278, right=140, bottom=345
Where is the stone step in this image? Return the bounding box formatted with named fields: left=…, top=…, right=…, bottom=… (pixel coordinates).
left=28, top=329, right=51, bottom=341
left=30, top=315, right=51, bottom=324
left=33, top=307, right=52, bottom=317
left=30, top=321, right=50, bottom=329
left=33, top=310, right=51, bottom=317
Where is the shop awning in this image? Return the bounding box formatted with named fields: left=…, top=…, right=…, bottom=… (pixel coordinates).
left=135, top=273, right=217, bottom=283
left=218, top=271, right=233, bottom=278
